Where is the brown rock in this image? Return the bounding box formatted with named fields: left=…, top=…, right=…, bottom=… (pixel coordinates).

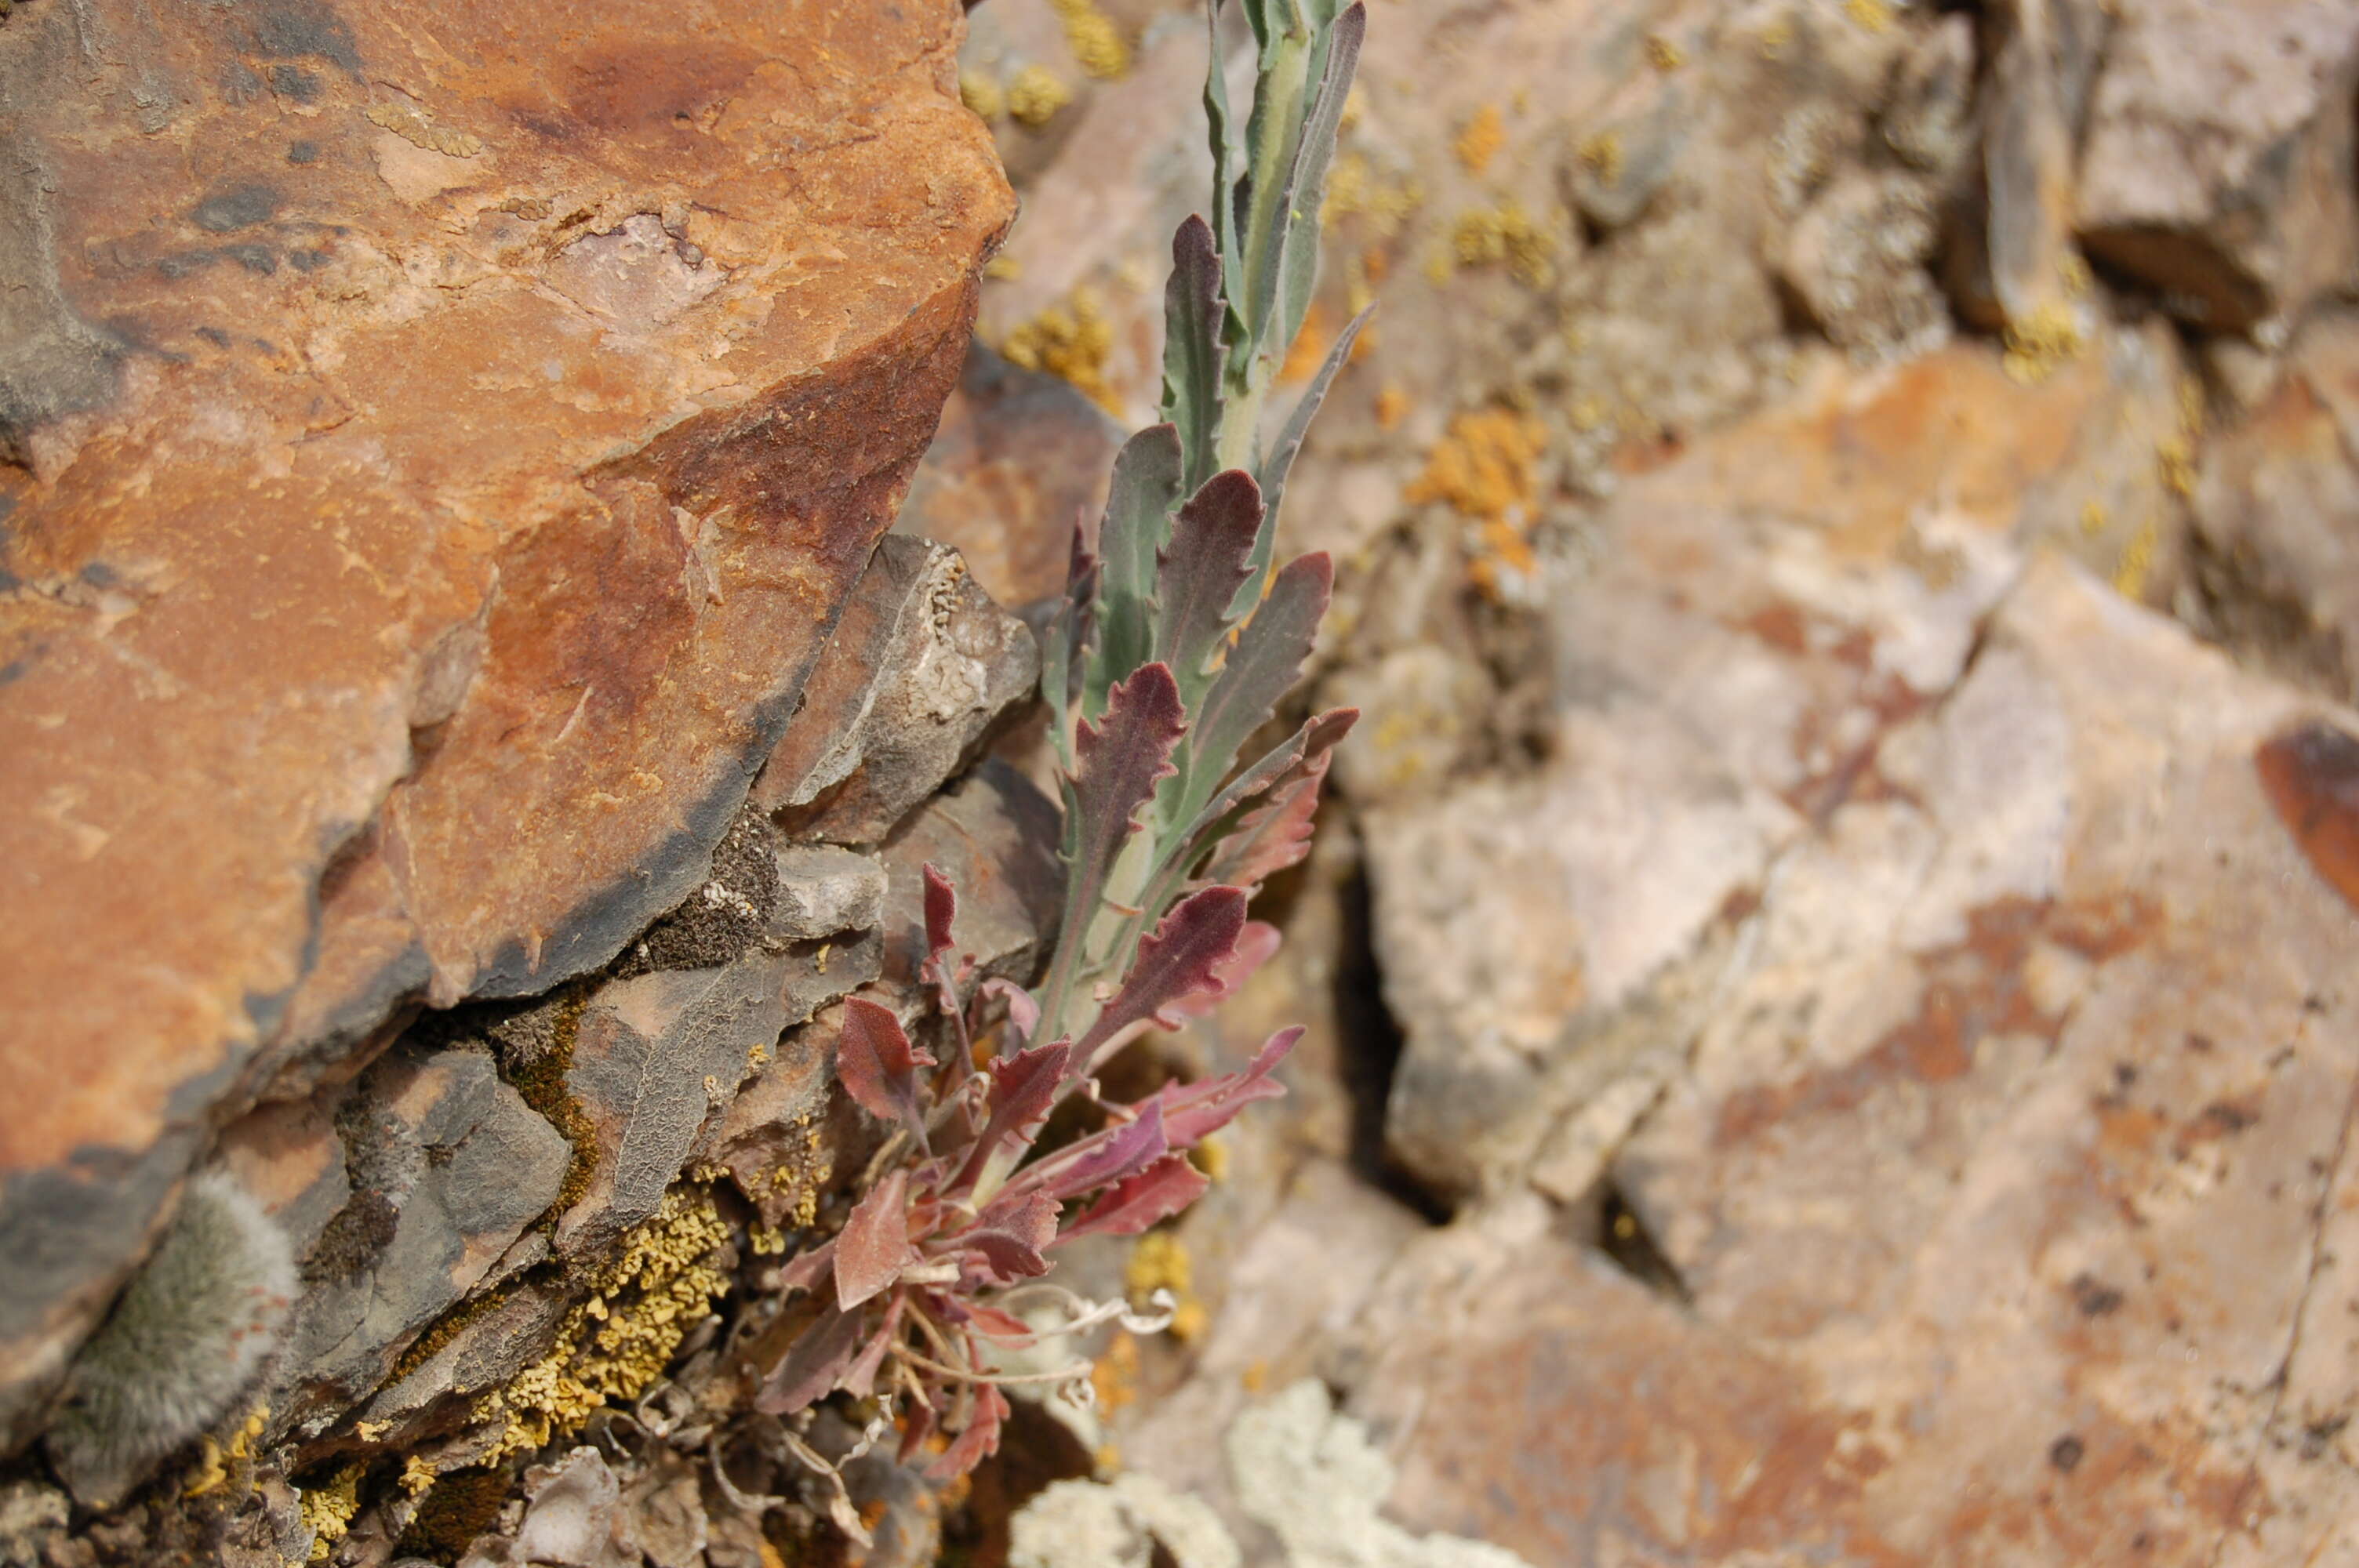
left=2077, top=0, right=2359, bottom=329
left=755, top=536, right=1039, bottom=847
left=0, top=0, right=1011, bottom=1440
left=876, top=757, right=1063, bottom=996
left=893, top=344, right=1123, bottom=613
left=2192, top=309, right=2359, bottom=702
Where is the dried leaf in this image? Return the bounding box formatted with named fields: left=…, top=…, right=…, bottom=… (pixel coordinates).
left=1056, top=1153, right=1212, bottom=1244
left=1071, top=887, right=1250, bottom=1076
left=754, top=1299, right=865, bottom=1415
left=836, top=1167, right=911, bottom=1309
left=836, top=997, right=936, bottom=1147
left=958, top=1191, right=1061, bottom=1285
left=922, top=865, right=958, bottom=969
left=927, top=1384, right=1010, bottom=1482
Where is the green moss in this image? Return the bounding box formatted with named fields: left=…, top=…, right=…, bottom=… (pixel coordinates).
left=394, top=1464, right=512, bottom=1564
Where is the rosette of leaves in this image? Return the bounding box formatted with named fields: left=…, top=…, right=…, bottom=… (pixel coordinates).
left=754, top=0, right=1367, bottom=1487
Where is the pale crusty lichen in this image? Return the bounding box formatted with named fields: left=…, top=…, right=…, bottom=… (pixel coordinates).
left=1323, top=151, right=1423, bottom=236
left=471, top=1186, right=731, bottom=1465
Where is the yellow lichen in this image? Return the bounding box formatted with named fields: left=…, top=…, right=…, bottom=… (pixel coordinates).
left=983, top=254, right=1023, bottom=281
left=1449, top=201, right=1554, bottom=285
left=1001, top=288, right=1120, bottom=413
left=1241, top=1359, right=1268, bottom=1394
left=1645, top=33, right=1684, bottom=70
left=2159, top=376, right=2202, bottom=497
left=1408, top=408, right=1550, bottom=601
left=2080, top=499, right=2108, bottom=538
left=1757, top=18, right=1795, bottom=59
left=1125, top=1232, right=1208, bottom=1345
left=750, top=1224, right=787, bottom=1255
left=1374, top=383, right=1408, bottom=430
left=1007, top=65, right=1073, bottom=129
left=1845, top=0, right=1893, bottom=32
left=1050, top=0, right=1129, bottom=79
left=759, top=1109, right=831, bottom=1230
left=1576, top=131, right=1623, bottom=188
left=399, top=1454, right=438, bottom=1497
left=1453, top=104, right=1504, bottom=176
left=471, top=1186, right=732, bottom=1465
left=1190, top=1136, right=1230, bottom=1184
left=300, top=1465, right=362, bottom=1563
left=183, top=1403, right=267, bottom=1499
left=958, top=68, right=1005, bottom=122
left=1091, top=1331, right=1142, bottom=1417
left=2114, top=514, right=2160, bottom=600
left=1322, top=151, right=1423, bottom=236
left=2002, top=303, right=2083, bottom=386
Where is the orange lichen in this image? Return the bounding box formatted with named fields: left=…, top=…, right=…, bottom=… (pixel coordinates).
left=1281, top=299, right=1336, bottom=384
left=1374, top=383, right=1408, bottom=430
left=1407, top=408, right=1550, bottom=600
left=1091, top=1330, right=1143, bottom=1417
left=1454, top=104, right=1504, bottom=176
left=1001, top=288, right=1119, bottom=413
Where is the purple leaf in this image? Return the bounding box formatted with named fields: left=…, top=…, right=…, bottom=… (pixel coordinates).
left=1174, top=706, right=1356, bottom=873
left=1151, top=1025, right=1303, bottom=1149
left=1071, top=887, right=1249, bottom=1077
left=835, top=1167, right=911, bottom=1309
left=1200, top=746, right=1334, bottom=894
left=1162, top=920, right=1281, bottom=1022
left=1014, top=1098, right=1171, bottom=1206
left=776, top=1236, right=835, bottom=1295
left=754, top=1300, right=865, bottom=1415
left=842, top=1297, right=904, bottom=1400
left=1056, top=1153, right=1212, bottom=1245
left=958, top=1190, right=1060, bottom=1284
left=979, top=978, right=1041, bottom=1043
left=948, top=1039, right=1070, bottom=1196
left=921, top=864, right=958, bottom=971
left=1042, top=663, right=1190, bottom=1019
left=1157, top=470, right=1265, bottom=697
left=836, top=997, right=935, bottom=1147
left=927, top=1384, right=1010, bottom=1482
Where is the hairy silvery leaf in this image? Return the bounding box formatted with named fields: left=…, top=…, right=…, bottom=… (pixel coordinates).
left=1173, top=704, right=1355, bottom=866
left=836, top=1167, right=912, bottom=1309
left=1245, top=306, right=1371, bottom=610
left=1071, top=885, right=1250, bottom=1076
left=837, top=996, right=935, bottom=1149
left=1090, top=426, right=1185, bottom=719
left=956, top=1190, right=1061, bottom=1286
left=1056, top=1153, right=1212, bottom=1244
left=1272, top=5, right=1365, bottom=363
left=1173, top=554, right=1336, bottom=829
left=1162, top=216, right=1230, bottom=495
left=1156, top=470, right=1264, bottom=704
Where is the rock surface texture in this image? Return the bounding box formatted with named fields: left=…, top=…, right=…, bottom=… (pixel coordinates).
left=0, top=0, right=1012, bottom=1457
left=968, top=2, right=2359, bottom=1565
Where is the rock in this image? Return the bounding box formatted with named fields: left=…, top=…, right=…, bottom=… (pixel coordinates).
left=277, top=1048, right=569, bottom=1432
left=893, top=344, right=1123, bottom=613
left=696, top=1003, right=843, bottom=1234
left=1977, top=0, right=2104, bottom=332
left=0, top=0, right=1012, bottom=1442
left=1365, top=336, right=2197, bottom=1203
left=755, top=537, right=1041, bottom=847
left=1779, top=170, right=1949, bottom=365
left=2077, top=0, right=2359, bottom=330
left=456, top=1447, right=631, bottom=1568
left=351, top=1276, right=576, bottom=1454
left=0, top=1478, right=67, bottom=1567
left=769, top=847, right=889, bottom=945
left=2191, top=308, right=2359, bottom=703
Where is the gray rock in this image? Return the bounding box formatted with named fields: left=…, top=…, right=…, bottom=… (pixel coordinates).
left=2078, top=0, right=2359, bottom=329
left=277, top=1049, right=568, bottom=1434
left=1779, top=169, right=1949, bottom=365
left=755, top=536, right=1041, bottom=847
left=769, top=844, right=888, bottom=942
left=878, top=757, right=1064, bottom=996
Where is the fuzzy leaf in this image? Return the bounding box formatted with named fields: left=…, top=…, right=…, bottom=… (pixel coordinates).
left=922, top=865, right=958, bottom=969
left=1056, top=1153, right=1212, bottom=1244
left=842, top=1297, right=904, bottom=1400
left=1163, top=920, right=1282, bottom=1022
left=1090, top=426, right=1185, bottom=717
left=978, top=977, right=1041, bottom=1044
left=949, top=1038, right=1071, bottom=1196
left=1180, top=554, right=1334, bottom=828
left=928, top=1384, right=1010, bottom=1482
left=1162, top=216, right=1230, bottom=495
left=1157, top=470, right=1266, bottom=703
left=755, top=1299, right=865, bottom=1415
left=1249, top=305, right=1370, bottom=605
left=1154, top=1025, right=1301, bottom=1148
left=1204, top=2, right=1245, bottom=343
left=1040, top=509, right=1098, bottom=767
left=1200, top=746, right=1332, bottom=893
left=1012, top=1098, right=1172, bottom=1207
left=1272, top=5, right=1365, bottom=364
left=1172, top=705, right=1355, bottom=873
left=836, top=997, right=935, bottom=1147
left=958, top=1190, right=1061, bottom=1285
left=836, top=1167, right=911, bottom=1309
left=1044, top=662, right=1190, bottom=1020
left=1071, top=887, right=1250, bottom=1076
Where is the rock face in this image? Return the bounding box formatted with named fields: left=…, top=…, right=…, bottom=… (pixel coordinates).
left=0, top=0, right=1012, bottom=1443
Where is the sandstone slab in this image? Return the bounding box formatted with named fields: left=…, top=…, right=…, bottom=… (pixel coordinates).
left=0, top=0, right=1011, bottom=1442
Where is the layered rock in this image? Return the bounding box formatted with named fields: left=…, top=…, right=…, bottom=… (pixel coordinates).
left=0, top=0, right=1013, bottom=1449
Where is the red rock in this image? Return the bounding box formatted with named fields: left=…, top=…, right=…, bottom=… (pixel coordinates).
left=0, top=0, right=1012, bottom=1445
left=2258, top=721, right=2359, bottom=913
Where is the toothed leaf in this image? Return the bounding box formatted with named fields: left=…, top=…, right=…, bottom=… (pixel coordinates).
left=1153, top=1025, right=1302, bottom=1147
left=836, top=997, right=935, bottom=1146
left=1157, top=470, right=1265, bottom=702
left=1199, top=746, right=1332, bottom=893
left=1177, top=554, right=1336, bottom=827
left=1163, top=216, right=1230, bottom=495
left=1072, top=886, right=1251, bottom=1076
left=755, top=1299, right=865, bottom=1415
left=1056, top=1153, right=1212, bottom=1244
left=1090, top=427, right=1185, bottom=717
left=1045, top=662, right=1189, bottom=1014
left=1247, top=305, right=1370, bottom=608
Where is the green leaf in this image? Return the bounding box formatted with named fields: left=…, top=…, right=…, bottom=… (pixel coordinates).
left=1181, top=550, right=1333, bottom=825
left=1155, top=470, right=1265, bottom=707
left=1238, top=302, right=1370, bottom=615
left=1087, top=426, right=1184, bottom=719
left=1270, top=3, right=1365, bottom=364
